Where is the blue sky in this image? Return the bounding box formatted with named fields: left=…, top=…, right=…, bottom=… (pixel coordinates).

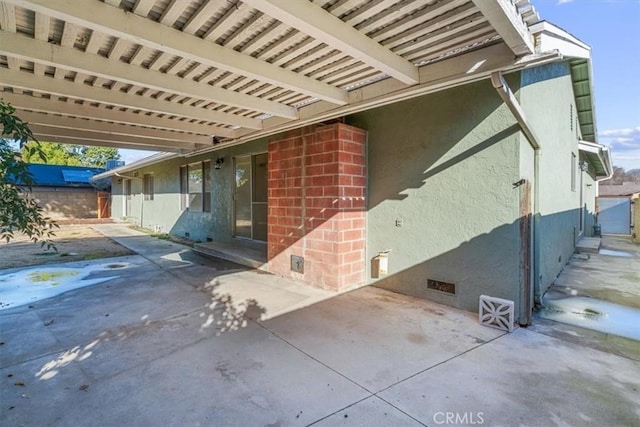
left=533, top=0, right=640, bottom=170
left=120, top=0, right=640, bottom=170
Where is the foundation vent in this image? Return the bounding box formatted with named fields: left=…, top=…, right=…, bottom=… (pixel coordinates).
left=427, top=278, right=456, bottom=295
left=479, top=295, right=514, bottom=332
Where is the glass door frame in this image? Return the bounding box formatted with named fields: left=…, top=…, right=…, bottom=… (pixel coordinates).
left=232, top=153, right=268, bottom=241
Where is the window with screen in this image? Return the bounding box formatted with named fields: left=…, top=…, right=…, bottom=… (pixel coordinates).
left=180, top=161, right=211, bottom=212
left=143, top=174, right=154, bottom=201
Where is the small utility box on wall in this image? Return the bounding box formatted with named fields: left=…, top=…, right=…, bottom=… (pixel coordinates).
left=371, top=251, right=389, bottom=279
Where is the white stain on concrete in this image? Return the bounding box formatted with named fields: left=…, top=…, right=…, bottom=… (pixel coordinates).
left=598, top=249, right=634, bottom=258
left=541, top=297, right=640, bottom=341
left=0, top=262, right=130, bottom=310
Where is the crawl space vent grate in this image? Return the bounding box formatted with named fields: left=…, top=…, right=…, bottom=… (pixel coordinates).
left=479, top=295, right=514, bottom=332
left=427, top=278, right=456, bottom=295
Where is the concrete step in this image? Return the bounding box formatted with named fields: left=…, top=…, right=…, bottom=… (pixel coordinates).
left=575, top=237, right=601, bottom=254
left=193, top=241, right=267, bottom=270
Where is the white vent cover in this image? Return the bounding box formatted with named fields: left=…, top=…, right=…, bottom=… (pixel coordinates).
left=479, top=295, right=515, bottom=332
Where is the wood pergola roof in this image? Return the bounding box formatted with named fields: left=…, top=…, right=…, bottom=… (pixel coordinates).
left=1, top=0, right=545, bottom=154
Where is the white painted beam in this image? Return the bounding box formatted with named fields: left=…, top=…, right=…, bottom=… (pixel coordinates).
left=228, top=44, right=559, bottom=147
left=6, top=0, right=349, bottom=105
left=1, top=92, right=236, bottom=138
left=0, top=3, right=20, bottom=70
left=32, top=132, right=185, bottom=153
left=0, top=32, right=298, bottom=120
left=243, top=0, right=419, bottom=85
left=471, top=0, right=534, bottom=56
left=31, top=124, right=197, bottom=151
left=17, top=111, right=213, bottom=144
left=1, top=68, right=263, bottom=129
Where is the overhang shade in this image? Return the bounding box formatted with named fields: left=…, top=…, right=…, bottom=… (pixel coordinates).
left=1, top=0, right=540, bottom=152
left=529, top=21, right=597, bottom=144
left=579, top=140, right=613, bottom=179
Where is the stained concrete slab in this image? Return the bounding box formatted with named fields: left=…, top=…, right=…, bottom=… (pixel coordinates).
left=529, top=317, right=640, bottom=362
left=540, top=235, right=640, bottom=343
left=2, top=321, right=369, bottom=427
left=0, top=309, right=62, bottom=367
left=310, top=396, right=422, bottom=426
left=1, top=350, right=92, bottom=424
left=263, top=286, right=504, bottom=393
left=93, top=223, right=334, bottom=320
left=2, top=224, right=639, bottom=426
left=379, top=328, right=640, bottom=426
left=549, top=235, right=640, bottom=308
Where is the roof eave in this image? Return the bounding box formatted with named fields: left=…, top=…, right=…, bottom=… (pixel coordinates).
left=579, top=140, right=613, bottom=180
left=92, top=152, right=179, bottom=179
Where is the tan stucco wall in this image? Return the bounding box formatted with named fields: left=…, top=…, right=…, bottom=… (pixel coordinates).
left=30, top=187, right=98, bottom=219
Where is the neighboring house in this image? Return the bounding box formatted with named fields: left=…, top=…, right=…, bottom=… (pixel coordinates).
left=597, top=182, right=640, bottom=237
left=19, top=164, right=106, bottom=220
left=94, top=21, right=612, bottom=325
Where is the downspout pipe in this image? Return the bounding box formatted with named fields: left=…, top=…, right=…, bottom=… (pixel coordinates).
left=491, top=72, right=540, bottom=149
left=491, top=71, right=541, bottom=326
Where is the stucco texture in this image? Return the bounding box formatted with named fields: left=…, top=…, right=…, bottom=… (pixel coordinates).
left=109, top=61, right=589, bottom=318
left=519, top=62, right=584, bottom=301
left=112, top=138, right=267, bottom=243
left=348, top=77, right=523, bottom=314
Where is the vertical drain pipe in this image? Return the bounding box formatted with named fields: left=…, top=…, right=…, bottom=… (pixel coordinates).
left=491, top=72, right=541, bottom=326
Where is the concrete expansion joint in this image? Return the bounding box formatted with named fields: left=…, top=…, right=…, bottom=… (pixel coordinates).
left=253, top=320, right=427, bottom=426
left=373, top=332, right=508, bottom=396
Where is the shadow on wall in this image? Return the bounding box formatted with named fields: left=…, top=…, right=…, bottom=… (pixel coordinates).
left=267, top=78, right=524, bottom=292
left=347, top=75, right=519, bottom=209
left=372, top=207, right=589, bottom=317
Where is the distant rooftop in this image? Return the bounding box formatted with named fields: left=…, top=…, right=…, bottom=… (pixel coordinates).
left=21, top=164, right=105, bottom=187
left=599, top=182, right=640, bottom=197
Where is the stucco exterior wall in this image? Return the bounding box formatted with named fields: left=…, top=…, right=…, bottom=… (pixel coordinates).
left=111, top=139, right=268, bottom=243
left=107, top=60, right=587, bottom=317
left=519, top=62, right=582, bottom=300
left=348, top=77, right=524, bottom=314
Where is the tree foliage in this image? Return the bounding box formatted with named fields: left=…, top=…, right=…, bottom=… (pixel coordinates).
left=1, top=99, right=58, bottom=250
left=79, top=146, right=120, bottom=168
left=22, top=141, right=81, bottom=166
left=22, top=142, right=120, bottom=168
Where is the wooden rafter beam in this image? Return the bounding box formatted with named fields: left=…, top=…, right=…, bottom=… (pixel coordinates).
left=243, top=0, right=419, bottom=85
left=0, top=68, right=263, bottom=129
left=32, top=132, right=184, bottom=153
left=0, top=31, right=299, bottom=120
left=31, top=124, right=198, bottom=151
left=1, top=92, right=236, bottom=138
left=5, top=0, right=349, bottom=105
left=16, top=111, right=213, bottom=145
left=471, top=0, right=534, bottom=56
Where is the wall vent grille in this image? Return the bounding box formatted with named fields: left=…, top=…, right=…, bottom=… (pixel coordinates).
left=427, top=278, right=456, bottom=295
left=479, top=295, right=514, bottom=332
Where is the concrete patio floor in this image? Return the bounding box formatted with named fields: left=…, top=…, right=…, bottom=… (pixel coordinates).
left=1, top=225, right=639, bottom=426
